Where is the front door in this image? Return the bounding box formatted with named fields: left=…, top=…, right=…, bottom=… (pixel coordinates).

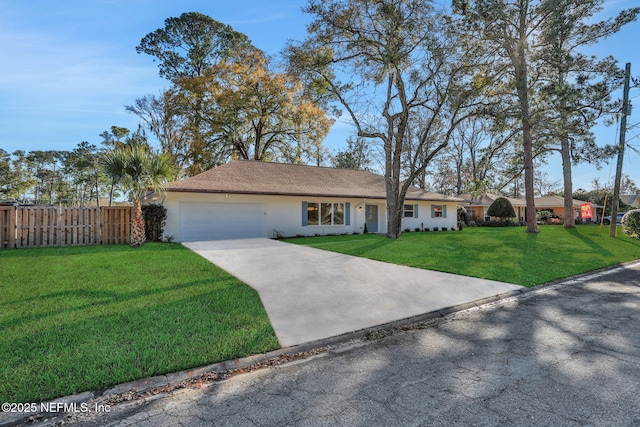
left=365, top=205, right=378, bottom=233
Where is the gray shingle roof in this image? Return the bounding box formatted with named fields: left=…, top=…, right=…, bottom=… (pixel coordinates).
left=166, top=160, right=463, bottom=202
left=534, top=195, right=592, bottom=208
left=620, top=194, right=640, bottom=206
left=457, top=193, right=526, bottom=207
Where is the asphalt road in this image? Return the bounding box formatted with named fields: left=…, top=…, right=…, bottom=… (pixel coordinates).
left=28, top=262, right=640, bottom=427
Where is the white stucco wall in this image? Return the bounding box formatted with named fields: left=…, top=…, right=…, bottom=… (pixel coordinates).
left=400, top=203, right=459, bottom=231
left=161, top=191, right=458, bottom=241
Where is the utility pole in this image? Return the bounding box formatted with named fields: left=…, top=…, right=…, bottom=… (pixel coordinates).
left=610, top=62, right=631, bottom=238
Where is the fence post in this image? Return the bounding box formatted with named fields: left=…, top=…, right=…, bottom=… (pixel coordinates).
left=15, top=207, right=21, bottom=248
left=10, top=206, right=17, bottom=248
left=0, top=207, right=16, bottom=248
left=98, top=207, right=104, bottom=245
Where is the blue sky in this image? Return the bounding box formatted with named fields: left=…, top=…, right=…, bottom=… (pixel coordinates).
left=0, top=0, right=638, bottom=191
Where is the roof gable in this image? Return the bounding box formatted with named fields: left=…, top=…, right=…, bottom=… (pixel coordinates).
left=457, top=193, right=526, bottom=207
left=166, top=160, right=462, bottom=202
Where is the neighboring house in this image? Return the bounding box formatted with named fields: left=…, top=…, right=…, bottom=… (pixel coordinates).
left=457, top=193, right=526, bottom=222
left=534, top=195, right=598, bottom=223
left=458, top=193, right=596, bottom=223
left=160, top=160, right=463, bottom=241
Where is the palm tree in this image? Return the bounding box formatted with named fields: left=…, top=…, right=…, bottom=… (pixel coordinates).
left=101, top=146, right=176, bottom=247
left=101, top=150, right=126, bottom=206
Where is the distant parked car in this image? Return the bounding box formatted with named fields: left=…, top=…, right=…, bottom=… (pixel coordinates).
left=603, top=212, right=625, bottom=225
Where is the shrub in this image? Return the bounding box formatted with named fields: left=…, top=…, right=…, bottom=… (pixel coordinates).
left=479, top=219, right=510, bottom=227
left=404, top=228, right=411, bottom=232
left=433, top=227, right=439, bottom=231
left=622, top=209, right=640, bottom=239
left=441, top=227, right=448, bottom=231
left=142, top=203, right=167, bottom=242
left=536, top=210, right=554, bottom=221
left=487, top=197, right=516, bottom=221
left=415, top=227, right=421, bottom=232
left=457, top=207, right=467, bottom=224
left=468, top=221, right=478, bottom=227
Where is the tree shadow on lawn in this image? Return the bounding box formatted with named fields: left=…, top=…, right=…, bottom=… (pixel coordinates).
left=345, top=236, right=394, bottom=257
left=0, top=287, right=278, bottom=403
left=0, top=243, right=182, bottom=259
left=566, top=227, right=614, bottom=257
left=513, top=227, right=636, bottom=286
left=609, top=234, right=640, bottom=251
left=0, top=278, right=221, bottom=332
left=294, top=234, right=394, bottom=258
left=511, top=232, right=542, bottom=285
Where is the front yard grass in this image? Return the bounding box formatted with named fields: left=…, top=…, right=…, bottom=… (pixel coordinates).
left=0, top=243, right=278, bottom=403
left=286, top=225, right=640, bottom=286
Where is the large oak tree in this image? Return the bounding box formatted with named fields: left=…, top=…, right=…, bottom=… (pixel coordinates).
left=289, top=0, right=486, bottom=238
left=169, top=48, right=332, bottom=165
left=136, top=12, right=332, bottom=176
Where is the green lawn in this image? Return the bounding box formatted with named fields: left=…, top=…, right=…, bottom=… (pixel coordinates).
left=286, top=225, right=640, bottom=286
left=0, top=243, right=278, bottom=403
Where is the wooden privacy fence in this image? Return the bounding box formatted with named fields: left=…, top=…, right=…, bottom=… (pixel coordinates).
left=0, top=206, right=134, bottom=249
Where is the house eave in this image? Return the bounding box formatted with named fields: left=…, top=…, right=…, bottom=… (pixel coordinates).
left=166, top=188, right=461, bottom=202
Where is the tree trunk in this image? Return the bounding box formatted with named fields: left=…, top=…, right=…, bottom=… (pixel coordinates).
left=514, top=10, right=538, bottom=234
left=386, top=175, right=403, bottom=239
left=95, top=174, right=100, bottom=209
left=385, top=139, right=403, bottom=239
left=522, top=121, right=538, bottom=233
left=560, top=134, right=575, bottom=228
left=130, top=199, right=146, bottom=247
left=387, top=192, right=403, bottom=239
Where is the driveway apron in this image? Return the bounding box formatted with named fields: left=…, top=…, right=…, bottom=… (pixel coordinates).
left=184, top=238, right=521, bottom=347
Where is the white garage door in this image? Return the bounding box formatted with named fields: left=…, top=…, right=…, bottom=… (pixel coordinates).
left=179, top=202, right=266, bottom=241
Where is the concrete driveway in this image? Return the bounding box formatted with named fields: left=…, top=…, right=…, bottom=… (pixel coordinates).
left=184, top=238, right=521, bottom=347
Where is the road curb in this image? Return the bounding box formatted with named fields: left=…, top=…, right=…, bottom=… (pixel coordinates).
left=2, top=259, right=639, bottom=427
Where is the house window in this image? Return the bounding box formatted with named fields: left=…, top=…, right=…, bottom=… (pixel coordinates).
left=305, top=202, right=348, bottom=226
left=403, top=205, right=415, bottom=218
left=431, top=205, right=445, bottom=218
left=334, top=203, right=345, bottom=225
left=321, top=203, right=332, bottom=225
left=307, top=203, right=319, bottom=224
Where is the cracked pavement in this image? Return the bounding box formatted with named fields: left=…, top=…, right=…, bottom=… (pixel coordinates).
left=27, top=263, right=640, bottom=426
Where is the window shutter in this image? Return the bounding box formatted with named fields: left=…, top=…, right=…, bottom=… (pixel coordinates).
left=431, top=205, right=435, bottom=218
left=414, top=204, right=419, bottom=218
left=302, top=201, right=308, bottom=226
left=443, top=205, right=447, bottom=218
left=345, top=202, right=351, bottom=225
